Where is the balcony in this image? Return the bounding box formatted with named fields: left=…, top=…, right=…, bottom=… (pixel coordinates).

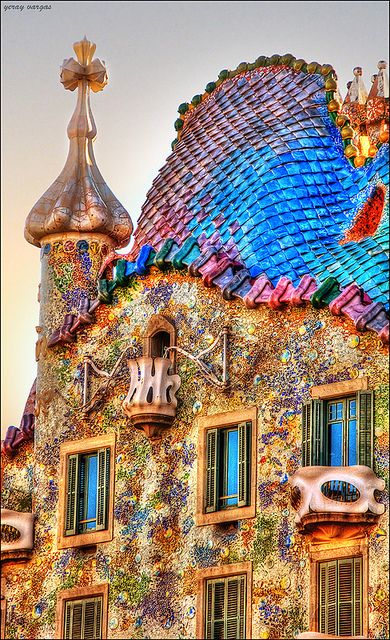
left=289, top=466, right=385, bottom=539
left=122, top=356, right=181, bottom=441
left=0, top=509, right=34, bottom=563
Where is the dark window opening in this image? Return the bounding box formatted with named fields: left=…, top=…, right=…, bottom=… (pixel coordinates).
left=150, top=330, right=171, bottom=358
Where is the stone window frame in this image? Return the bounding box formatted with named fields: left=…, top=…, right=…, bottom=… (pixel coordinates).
left=196, top=561, right=253, bottom=639
left=310, top=377, right=369, bottom=400
left=57, top=434, right=116, bottom=550
left=143, top=314, right=176, bottom=370
left=1, top=576, right=6, bottom=640
left=309, top=538, right=369, bottom=637
left=55, top=583, right=109, bottom=640
left=196, top=407, right=257, bottom=526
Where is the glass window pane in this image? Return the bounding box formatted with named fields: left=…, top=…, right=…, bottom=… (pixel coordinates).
left=226, top=429, right=238, bottom=506
left=86, top=454, right=97, bottom=529
left=328, top=402, right=344, bottom=421
left=348, top=419, right=357, bottom=466
left=329, top=422, right=343, bottom=466
left=349, top=399, right=356, bottom=419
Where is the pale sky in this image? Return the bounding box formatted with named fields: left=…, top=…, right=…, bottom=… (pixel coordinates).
left=1, top=0, right=389, bottom=434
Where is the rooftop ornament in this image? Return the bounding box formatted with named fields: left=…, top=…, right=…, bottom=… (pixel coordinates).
left=24, top=37, right=133, bottom=249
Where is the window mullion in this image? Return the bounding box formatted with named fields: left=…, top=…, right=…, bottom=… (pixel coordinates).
left=211, top=581, right=215, bottom=639
left=342, top=399, right=348, bottom=466
left=81, top=599, right=86, bottom=640
left=83, top=456, right=89, bottom=533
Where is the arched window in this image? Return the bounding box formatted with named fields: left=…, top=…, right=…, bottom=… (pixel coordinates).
left=144, top=315, right=176, bottom=370
left=150, top=330, right=171, bottom=358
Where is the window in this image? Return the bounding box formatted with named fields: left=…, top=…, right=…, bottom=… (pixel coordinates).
left=197, top=408, right=257, bottom=526
left=56, top=584, right=108, bottom=640
left=205, top=575, right=246, bottom=639
left=143, top=315, right=176, bottom=369
left=1, top=577, right=6, bottom=640
left=64, top=596, right=102, bottom=639
left=327, top=398, right=357, bottom=466
left=65, top=450, right=109, bottom=536
left=197, top=563, right=252, bottom=640
left=302, top=386, right=373, bottom=468
left=150, top=330, right=171, bottom=358
left=318, top=557, right=362, bottom=637
left=206, top=423, right=250, bottom=512
left=58, top=435, right=115, bottom=549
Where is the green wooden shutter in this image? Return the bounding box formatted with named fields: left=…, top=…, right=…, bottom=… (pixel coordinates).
left=205, top=576, right=246, bottom=640
left=205, top=580, right=213, bottom=640
left=64, top=601, right=73, bottom=639
left=357, top=390, right=374, bottom=468
left=353, top=557, right=362, bottom=636
left=78, top=456, right=86, bottom=533
left=302, top=400, right=325, bottom=466
left=319, top=558, right=362, bottom=637
left=238, top=575, right=246, bottom=639
left=338, top=558, right=353, bottom=636
left=319, top=561, right=337, bottom=635
left=226, top=576, right=246, bottom=639
left=64, top=601, right=83, bottom=640
left=238, top=422, right=251, bottom=507
left=64, top=598, right=102, bottom=640
left=206, top=578, right=226, bottom=639
left=312, top=399, right=325, bottom=465
left=84, top=598, right=102, bottom=640
left=96, top=448, right=110, bottom=531
left=65, top=455, right=79, bottom=536
left=205, top=429, right=219, bottom=513
left=302, top=402, right=311, bottom=467
left=319, top=562, right=327, bottom=634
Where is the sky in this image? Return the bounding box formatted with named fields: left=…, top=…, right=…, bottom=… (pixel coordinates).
left=1, top=0, right=389, bottom=434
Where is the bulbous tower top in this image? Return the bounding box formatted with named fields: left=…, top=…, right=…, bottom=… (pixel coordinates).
left=24, top=37, right=133, bottom=249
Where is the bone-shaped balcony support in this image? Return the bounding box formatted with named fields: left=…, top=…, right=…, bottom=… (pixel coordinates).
left=289, top=465, right=385, bottom=525
left=122, top=357, right=181, bottom=440
left=1, top=509, right=34, bottom=552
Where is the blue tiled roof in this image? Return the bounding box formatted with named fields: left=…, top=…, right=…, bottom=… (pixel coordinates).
left=131, top=64, right=389, bottom=307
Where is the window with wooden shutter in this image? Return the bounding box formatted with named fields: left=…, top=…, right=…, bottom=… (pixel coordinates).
left=237, top=422, right=250, bottom=508
left=96, top=448, right=110, bottom=531
left=318, top=557, right=362, bottom=636
left=301, top=400, right=325, bottom=466
left=63, top=596, right=103, bottom=640
left=357, top=390, right=374, bottom=468
left=205, top=423, right=251, bottom=514
left=65, top=455, right=79, bottom=536
left=205, top=429, right=219, bottom=513
left=197, top=408, right=257, bottom=526
left=205, top=575, right=246, bottom=639
left=303, top=392, right=374, bottom=468
left=64, top=449, right=110, bottom=536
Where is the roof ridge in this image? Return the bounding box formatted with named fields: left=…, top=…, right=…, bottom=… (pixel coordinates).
left=44, top=237, right=389, bottom=349
left=171, top=53, right=387, bottom=168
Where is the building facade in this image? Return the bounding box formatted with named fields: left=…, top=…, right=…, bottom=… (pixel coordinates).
left=1, top=40, right=389, bottom=640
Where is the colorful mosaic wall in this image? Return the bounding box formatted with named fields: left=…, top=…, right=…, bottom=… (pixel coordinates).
left=38, top=237, right=112, bottom=332
left=2, top=269, right=388, bottom=639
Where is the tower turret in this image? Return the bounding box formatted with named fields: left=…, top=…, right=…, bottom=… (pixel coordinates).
left=25, top=37, right=133, bottom=334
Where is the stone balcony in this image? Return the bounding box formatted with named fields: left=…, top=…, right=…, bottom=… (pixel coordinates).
left=1, top=509, right=34, bottom=562
left=289, top=466, right=385, bottom=539
left=122, top=356, right=181, bottom=441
